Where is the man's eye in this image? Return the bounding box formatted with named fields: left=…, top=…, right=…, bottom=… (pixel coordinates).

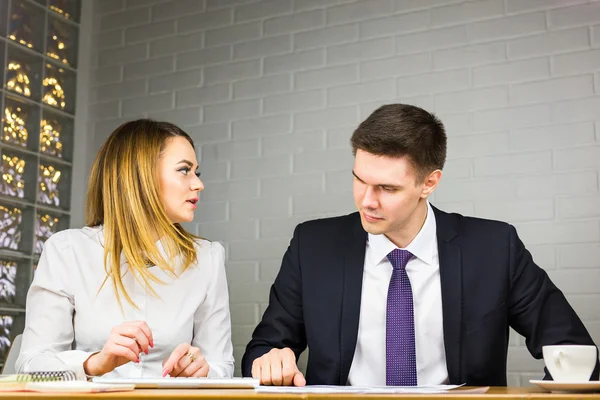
left=382, top=187, right=396, bottom=192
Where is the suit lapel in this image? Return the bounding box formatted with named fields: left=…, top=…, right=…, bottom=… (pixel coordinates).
left=339, top=213, right=367, bottom=384
left=433, top=206, right=463, bottom=385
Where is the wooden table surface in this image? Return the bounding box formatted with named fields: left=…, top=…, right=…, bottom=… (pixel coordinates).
left=0, top=387, right=599, bottom=400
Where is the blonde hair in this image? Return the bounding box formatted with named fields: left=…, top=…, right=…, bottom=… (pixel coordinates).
left=86, top=119, right=198, bottom=309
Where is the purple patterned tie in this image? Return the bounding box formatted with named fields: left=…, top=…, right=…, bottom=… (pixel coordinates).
left=386, top=249, right=417, bottom=386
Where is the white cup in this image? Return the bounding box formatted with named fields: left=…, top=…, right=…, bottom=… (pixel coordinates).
left=542, top=345, right=598, bottom=382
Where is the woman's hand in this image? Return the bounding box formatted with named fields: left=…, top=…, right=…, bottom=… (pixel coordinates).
left=162, top=343, right=209, bottom=377
left=83, top=320, right=154, bottom=376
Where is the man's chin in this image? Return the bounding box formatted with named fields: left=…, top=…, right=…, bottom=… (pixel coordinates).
left=360, top=217, right=386, bottom=235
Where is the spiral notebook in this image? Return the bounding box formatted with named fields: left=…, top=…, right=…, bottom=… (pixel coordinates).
left=0, top=371, right=134, bottom=393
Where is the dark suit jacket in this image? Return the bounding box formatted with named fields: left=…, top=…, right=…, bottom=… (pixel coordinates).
left=242, top=207, right=599, bottom=386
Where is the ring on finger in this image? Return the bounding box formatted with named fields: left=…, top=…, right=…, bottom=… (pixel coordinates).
left=187, top=350, right=197, bottom=363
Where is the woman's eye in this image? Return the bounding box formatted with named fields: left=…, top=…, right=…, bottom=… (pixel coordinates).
left=178, top=167, right=190, bottom=175
left=195, top=171, right=201, bottom=178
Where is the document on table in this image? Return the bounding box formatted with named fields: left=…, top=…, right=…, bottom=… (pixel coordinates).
left=255, top=384, right=489, bottom=394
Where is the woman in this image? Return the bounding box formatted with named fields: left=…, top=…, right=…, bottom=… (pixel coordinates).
left=16, top=119, right=234, bottom=379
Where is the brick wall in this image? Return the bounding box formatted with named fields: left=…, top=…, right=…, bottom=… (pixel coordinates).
left=87, top=0, right=600, bottom=382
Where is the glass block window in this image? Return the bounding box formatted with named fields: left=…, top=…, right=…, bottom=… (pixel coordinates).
left=0, top=0, right=79, bottom=368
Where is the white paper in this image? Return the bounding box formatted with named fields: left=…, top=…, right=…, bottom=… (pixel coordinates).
left=255, top=384, right=467, bottom=394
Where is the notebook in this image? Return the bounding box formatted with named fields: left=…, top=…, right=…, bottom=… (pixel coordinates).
left=92, top=376, right=260, bottom=389
left=0, top=371, right=134, bottom=393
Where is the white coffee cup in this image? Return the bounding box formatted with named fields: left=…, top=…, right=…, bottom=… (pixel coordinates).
left=543, top=345, right=598, bottom=382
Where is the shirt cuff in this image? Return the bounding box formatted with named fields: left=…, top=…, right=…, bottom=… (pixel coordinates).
left=56, top=350, right=97, bottom=380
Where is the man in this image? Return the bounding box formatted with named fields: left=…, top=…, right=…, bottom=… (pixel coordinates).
left=241, top=104, right=598, bottom=387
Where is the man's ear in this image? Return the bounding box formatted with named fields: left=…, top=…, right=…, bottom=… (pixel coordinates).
left=421, top=169, right=442, bottom=199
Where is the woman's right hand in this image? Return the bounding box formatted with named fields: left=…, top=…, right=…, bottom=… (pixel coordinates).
left=83, top=321, right=154, bottom=376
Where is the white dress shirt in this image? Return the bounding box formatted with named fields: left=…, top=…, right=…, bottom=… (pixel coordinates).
left=348, top=202, right=448, bottom=386
left=16, top=226, right=234, bottom=379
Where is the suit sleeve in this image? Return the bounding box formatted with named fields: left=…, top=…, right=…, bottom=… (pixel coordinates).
left=506, top=225, right=599, bottom=380
left=241, top=224, right=307, bottom=377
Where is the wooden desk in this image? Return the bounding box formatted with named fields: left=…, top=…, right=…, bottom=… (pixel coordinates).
left=0, top=387, right=599, bottom=400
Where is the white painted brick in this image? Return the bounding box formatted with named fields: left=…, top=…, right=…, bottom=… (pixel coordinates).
left=511, top=75, right=594, bottom=105
left=176, top=46, right=232, bottom=70
left=293, top=192, right=355, bottom=215
left=550, top=97, right=600, bottom=124
left=328, top=78, right=395, bottom=107
left=467, top=13, right=546, bottom=43
left=94, top=66, right=123, bottom=85
left=554, top=146, right=600, bottom=170
left=194, top=200, right=227, bottom=222
left=515, top=171, right=598, bottom=198
left=506, top=347, right=545, bottom=372
left=325, top=169, right=353, bottom=193
left=259, top=260, right=283, bottom=282
left=205, top=22, right=261, bottom=47
left=261, top=173, right=323, bottom=198
left=558, top=244, right=600, bottom=268
left=176, top=83, right=231, bottom=107
left=94, top=118, right=132, bottom=144
left=397, top=69, right=470, bottom=96
left=232, top=115, right=291, bottom=139
left=553, top=50, right=600, bottom=76
left=360, top=98, right=435, bottom=120
left=294, top=0, right=357, bottom=11
left=228, top=239, right=290, bottom=262
left=505, top=0, right=588, bottom=14
left=149, top=32, right=204, bottom=57
left=206, top=0, right=260, bottom=9
left=431, top=0, right=504, bottom=28
left=294, top=24, right=358, bottom=50
left=203, top=139, right=260, bottom=161
left=393, top=0, right=465, bottom=12
left=474, top=152, right=551, bottom=177
left=178, top=9, right=233, bottom=33
left=262, top=131, right=325, bottom=156
left=90, top=101, right=120, bottom=120
left=204, top=59, right=261, bottom=84
left=149, top=69, right=202, bottom=93
left=264, top=48, right=325, bottom=74
left=475, top=199, right=554, bottom=222
left=435, top=177, right=516, bottom=202
left=229, top=303, right=259, bottom=325
left=295, top=64, right=358, bottom=90
left=326, top=126, right=355, bottom=149
left=447, top=131, right=509, bottom=158
left=548, top=269, right=600, bottom=294
left=433, top=42, right=506, bottom=70
left=125, top=20, right=175, bottom=43
left=199, top=179, right=259, bottom=201
left=198, top=220, right=257, bottom=241
left=204, top=99, right=261, bottom=122
left=594, top=24, right=600, bottom=47
left=517, top=220, right=600, bottom=245
left=568, top=295, right=600, bottom=320
left=395, top=26, right=467, bottom=55
left=234, top=0, right=292, bottom=22
left=294, top=106, right=358, bottom=131
left=526, top=244, right=557, bottom=270
left=259, top=216, right=308, bottom=239
left=432, top=201, right=475, bottom=216
left=151, top=107, right=202, bottom=127
left=548, top=3, right=600, bottom=29
left=196, top=160, right=229, bottom=182
left=360, top=10, right=429, bottom=39
left=473, top=58, right=550, bottom=87
left=441, top=158, right=472, bottom=179
left=327, top=37, right=393, bottom=65
left=435, top=87, right=508, bottom=114
left=507, top=28, right=590, bottom=59
left=100, top=8, right=150, bottom=30
left=123, top=56, right=174, bottom=79
left=511, top=122, right=595, bottom=151
left=233, top=74, right=291, bottom=99
left=122, top=92, right=173, bottom=116
left=557, top=194, right=600, bottom=219
left=264, top=9, right=325, bottom=36
left=437, top=113, right=471, bottom=136
left=189, top=123, right=231, bottom=143
left=152, top=0, right=206, bottom=21
left=97, top=0, right=124, bottom=14
left=361, top=53, right=431, bottom=81
left=263, top=89, right=324, bottom=114
left=233, top=35, right=291, bottom=60
left=326, top=0, right=393, bottom=26
left=473, top=104, right=552, bottom=131
left=96, top=30, right=124, bottom=50
left=126, top=0, right=168, bottom=6
left=293, top=149, right=354, bottom=173
left=95, top=79, right=147, bottom=101
left=98, top=44, right=147, bottom=67
left=230, top=197, right=290, bottom=219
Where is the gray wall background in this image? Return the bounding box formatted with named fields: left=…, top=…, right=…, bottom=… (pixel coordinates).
left=72, top=0, right=600, bottom=383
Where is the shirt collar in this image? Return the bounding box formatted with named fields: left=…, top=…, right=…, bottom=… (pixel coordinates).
left=368, top=202, right=437, bottom=267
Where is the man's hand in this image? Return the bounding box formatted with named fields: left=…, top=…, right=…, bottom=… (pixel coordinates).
left=251, top=348, right=306, bottom=386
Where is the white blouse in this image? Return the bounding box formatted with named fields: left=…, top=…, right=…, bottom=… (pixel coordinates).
left=15, top=226, right=234, bottom=379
